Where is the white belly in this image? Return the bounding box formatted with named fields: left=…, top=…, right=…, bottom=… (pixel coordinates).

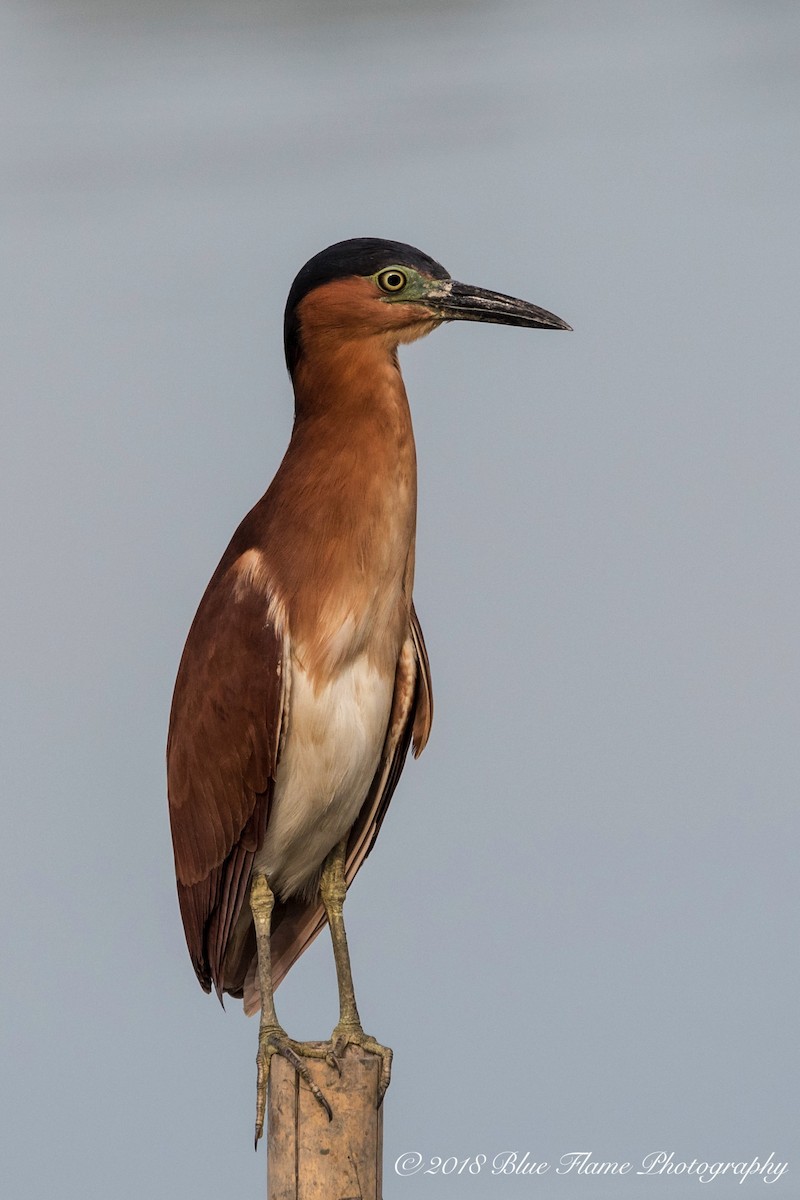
left=254, top=652, right=394, bottom=899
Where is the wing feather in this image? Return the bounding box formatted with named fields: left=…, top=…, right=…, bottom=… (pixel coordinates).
left=409, top=602, right=433, bottom=756
left=167, top=553, right=286, bottom=994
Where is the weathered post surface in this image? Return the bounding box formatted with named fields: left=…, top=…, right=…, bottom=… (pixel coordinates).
left=268, top=1043, right=384, bottom=1200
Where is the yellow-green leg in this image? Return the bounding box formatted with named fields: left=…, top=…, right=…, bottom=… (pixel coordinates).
left=250, top=873, right=332, bottom=1147
left=319, top=839, right=393, bottom=1101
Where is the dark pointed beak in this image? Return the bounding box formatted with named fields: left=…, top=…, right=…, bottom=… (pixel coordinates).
left=426, top=280, right=572, bottom=331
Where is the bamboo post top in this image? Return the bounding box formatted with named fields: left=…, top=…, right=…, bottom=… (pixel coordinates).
left=268, top=1043, right=384, bottom=1200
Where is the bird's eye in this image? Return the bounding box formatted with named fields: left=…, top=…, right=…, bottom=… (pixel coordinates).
left=376, top=268, right=408, bottom=293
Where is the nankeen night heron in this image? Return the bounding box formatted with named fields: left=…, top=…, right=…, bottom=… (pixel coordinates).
left=167, top=237, right=571, bottom=1143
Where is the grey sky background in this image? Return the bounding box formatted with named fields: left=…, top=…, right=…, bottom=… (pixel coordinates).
left=1, top=1, right=798, bottom=1196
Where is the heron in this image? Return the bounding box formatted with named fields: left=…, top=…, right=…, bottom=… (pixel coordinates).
left=167, top=237, right=570, bottom=1144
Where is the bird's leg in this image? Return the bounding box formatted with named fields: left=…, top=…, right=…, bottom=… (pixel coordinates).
left=319, top=839, right=393, bottom=1101
left=250, top=872, right=331, bottom=1146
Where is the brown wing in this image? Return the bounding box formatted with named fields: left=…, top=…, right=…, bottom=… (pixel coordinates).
left=167, top=551, right=286, bottom=997
left=240, top=604, right=433, bottom=1010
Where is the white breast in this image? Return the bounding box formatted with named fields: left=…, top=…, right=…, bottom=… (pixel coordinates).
left=254, top=651, right=394, bottom=899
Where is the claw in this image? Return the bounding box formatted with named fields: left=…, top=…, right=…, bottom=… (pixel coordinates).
left=281, top=1042, right=333, bottom=1120
left=326, top=1048, right=343, bottom=1076
left=254, top=1027, right=333, bottom=1148
left=328, top=1023, right=393, bottom=1106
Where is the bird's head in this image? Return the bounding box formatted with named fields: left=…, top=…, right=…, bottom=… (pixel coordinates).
left=284, top=237, right=571, bottom=374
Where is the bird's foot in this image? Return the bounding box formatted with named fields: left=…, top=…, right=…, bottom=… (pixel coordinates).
left=254, top=1023, right=332, bottom=1147
left=325, top=1021, right=393, bottom=1103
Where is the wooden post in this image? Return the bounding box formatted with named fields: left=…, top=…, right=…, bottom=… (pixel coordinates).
left=268, top=1043, right=384, bottom=1200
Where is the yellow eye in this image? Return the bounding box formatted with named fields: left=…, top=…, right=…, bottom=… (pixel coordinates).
left=376, top=268, right=408, bottom=293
